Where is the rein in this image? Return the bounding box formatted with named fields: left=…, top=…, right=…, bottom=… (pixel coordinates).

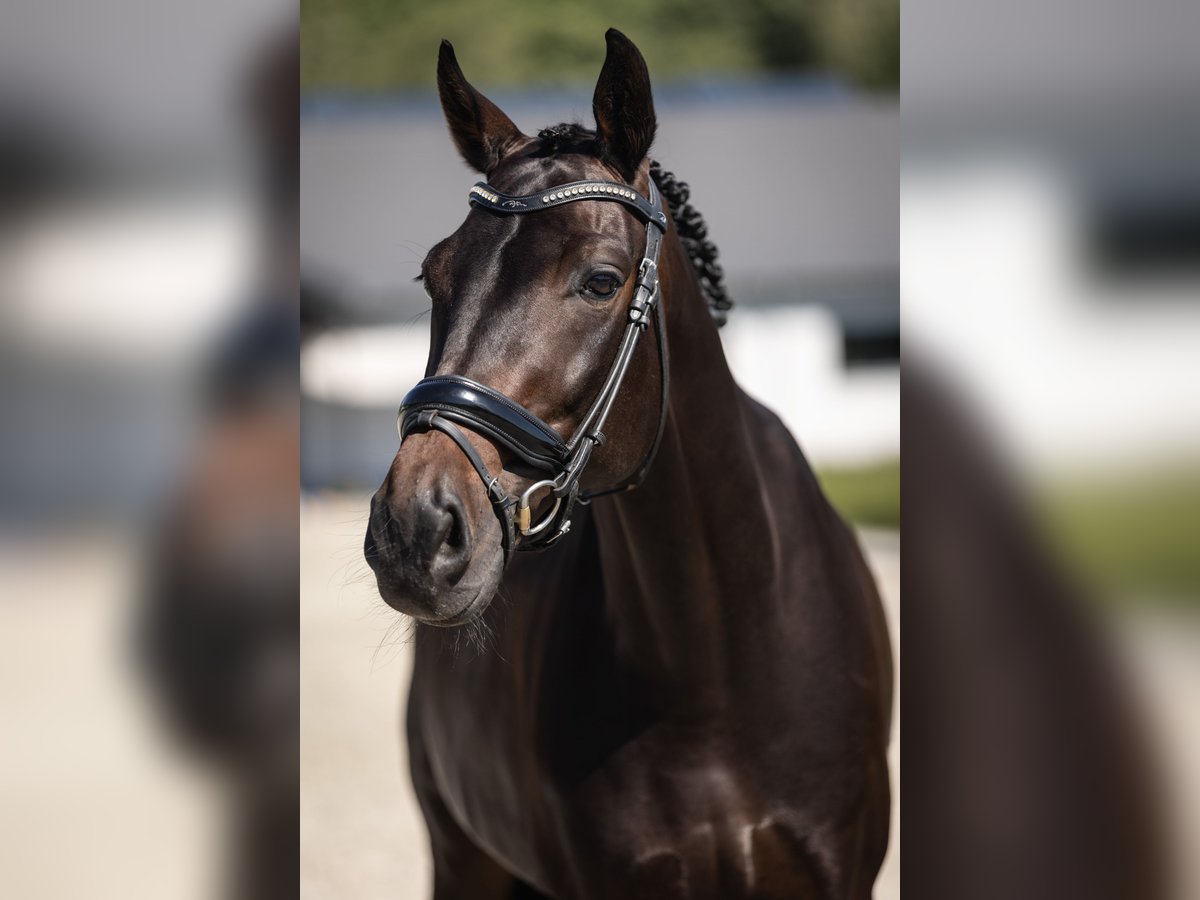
left=397, top=174, right=670, bottom=559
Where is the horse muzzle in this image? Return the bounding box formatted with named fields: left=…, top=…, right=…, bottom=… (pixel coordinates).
left=365, top=435, right=505, bottom=625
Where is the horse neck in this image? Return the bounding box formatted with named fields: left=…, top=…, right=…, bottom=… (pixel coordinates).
left=593, top=225, right=780, bottom=700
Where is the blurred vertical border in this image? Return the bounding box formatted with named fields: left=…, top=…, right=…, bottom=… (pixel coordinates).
left=904, top=0, right=1200, bottom=896
left=0, top=2, right=298, bottom=898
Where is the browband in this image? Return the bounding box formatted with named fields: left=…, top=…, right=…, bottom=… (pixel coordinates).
left=399, top=175, right=670, bottom=559
left=469, top=180, right=669, bottom=233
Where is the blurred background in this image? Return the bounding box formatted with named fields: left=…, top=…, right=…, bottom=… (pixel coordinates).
left=299, top=2, right=899, bottom=899
left=0, top=1, right=295, bottom=898
left=300, top=0, right=901, bottom=498
left=904, top=0, right=1199, bottom=897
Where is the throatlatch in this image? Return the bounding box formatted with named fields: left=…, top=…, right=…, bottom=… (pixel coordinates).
left=397, top=174, right=670, bottom=559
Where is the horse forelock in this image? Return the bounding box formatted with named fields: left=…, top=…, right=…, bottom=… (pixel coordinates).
left=501, top=123, right=735, bottom=326
left=649, top=161, right=734, bottom=327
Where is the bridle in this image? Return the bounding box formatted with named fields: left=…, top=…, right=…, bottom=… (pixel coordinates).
left=397, top=173, right=670, bottom=559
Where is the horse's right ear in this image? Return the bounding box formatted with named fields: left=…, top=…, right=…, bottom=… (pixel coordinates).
left=592, top=29, right=656, bottom=182
left=436, top=40, right=525, bottom=174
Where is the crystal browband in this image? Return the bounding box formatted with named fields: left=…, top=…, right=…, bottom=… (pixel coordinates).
left=468, top=179, right=668, bottom=231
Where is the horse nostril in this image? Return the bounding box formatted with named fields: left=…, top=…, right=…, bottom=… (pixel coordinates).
left=366, top=476, right=478, bottom=598
left=431, top=490, right=472, bottom=585
left=443, top=493, right=469, bottom=553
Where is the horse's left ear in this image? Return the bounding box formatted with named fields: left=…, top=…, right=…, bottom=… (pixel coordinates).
left=592, top=29, right=657, bottom=182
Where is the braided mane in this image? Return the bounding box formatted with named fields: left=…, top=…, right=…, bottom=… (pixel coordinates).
left=536, top=124, right=734, bottom=326
left=649, top=161, right=733, bottom=327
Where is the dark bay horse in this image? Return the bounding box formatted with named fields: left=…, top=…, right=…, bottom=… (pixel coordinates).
left=365, top=30, right=892, bottom=899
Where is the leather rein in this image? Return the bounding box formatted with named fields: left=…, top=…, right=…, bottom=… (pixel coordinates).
left=397, top=174, right=670, bottom=559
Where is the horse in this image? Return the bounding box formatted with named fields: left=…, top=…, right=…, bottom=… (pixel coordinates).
left=365, top=29, right=892, bottom=899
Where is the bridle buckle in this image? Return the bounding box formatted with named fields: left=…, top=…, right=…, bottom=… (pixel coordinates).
left=517, top=478, right=563, bottom=536
left=628, top=258, right=660, bottom=328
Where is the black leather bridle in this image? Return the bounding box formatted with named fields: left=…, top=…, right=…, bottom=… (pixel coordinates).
left=397, top=175, right=670, bottom=559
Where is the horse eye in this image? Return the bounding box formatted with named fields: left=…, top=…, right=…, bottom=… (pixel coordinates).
left=584, top=273, right=621, bottom=298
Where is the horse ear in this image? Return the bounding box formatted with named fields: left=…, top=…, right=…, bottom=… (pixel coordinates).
left=437, top=40, right=525, bottom=174
left=592, top=29, right=657, bottom=181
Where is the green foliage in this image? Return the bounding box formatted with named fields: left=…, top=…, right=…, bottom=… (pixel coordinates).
left=1036, top=468, right=1200, bottom=609
left=817, top=0, right=899, bottom=90
left=815, top=460, right=1200, bottom=609
left=817, top=459, right=901, bottom=530
left=301, top=0, right=898, bottom=92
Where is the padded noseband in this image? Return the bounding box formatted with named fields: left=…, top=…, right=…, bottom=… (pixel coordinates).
left=398, top=174, right=669, bottom=558
left=399, top=376, right=567, bottom=472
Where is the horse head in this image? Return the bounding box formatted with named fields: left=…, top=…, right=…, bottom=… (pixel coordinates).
left=366, top=30, right=668, bottom=625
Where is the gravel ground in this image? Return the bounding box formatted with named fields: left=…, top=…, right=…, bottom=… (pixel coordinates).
left=300, top=495, right=901, bottom=899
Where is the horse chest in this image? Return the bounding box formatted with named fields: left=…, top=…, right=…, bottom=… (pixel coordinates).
left=410, top=560, right=866, bottom=897
left=421, top=670, right=827, bottom=898
left=572, top=721, right=852, bottom=889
